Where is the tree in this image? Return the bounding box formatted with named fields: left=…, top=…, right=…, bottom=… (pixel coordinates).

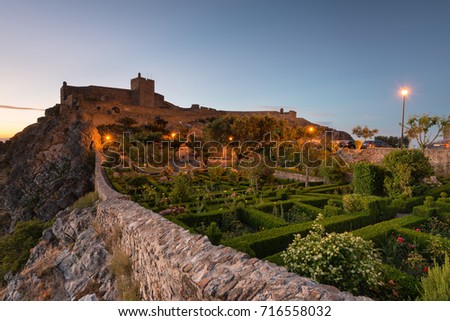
left=117, top=117, right=138, bottom=130
left=375, top=136, right=410, bottom=148
left=352, top=125, right=379, bottom=139
left=404, top=114, right=450, bottom=151
left=382, top=149, right=434, bottom=197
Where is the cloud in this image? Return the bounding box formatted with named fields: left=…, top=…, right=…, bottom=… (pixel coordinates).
left=0, top=105, right=44, bottom=111
left=315, top=121, right=334, bottom=127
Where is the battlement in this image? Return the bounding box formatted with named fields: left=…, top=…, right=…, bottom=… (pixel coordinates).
left=60, top=73, right=156, bottom=107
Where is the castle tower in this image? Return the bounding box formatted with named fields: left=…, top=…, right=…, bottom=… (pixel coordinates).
left=131, top=73, right=155, bottom=107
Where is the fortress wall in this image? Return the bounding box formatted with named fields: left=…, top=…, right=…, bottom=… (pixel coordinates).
left=94, top=152, right=365, bottom=301
left=62, top=85, right=132, bottom=104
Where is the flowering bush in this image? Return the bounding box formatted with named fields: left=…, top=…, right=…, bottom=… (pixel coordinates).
left=381, top=233, right=428, bottom=277
left=422, top=176, right=442, bottom=187
left=281, top=214, right=382, bottom=294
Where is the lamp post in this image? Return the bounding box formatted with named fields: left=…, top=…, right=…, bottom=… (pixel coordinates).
left=400, top=89, right=408, bottom=148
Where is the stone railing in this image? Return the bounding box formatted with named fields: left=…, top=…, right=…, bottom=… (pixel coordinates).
left=94, top=152, right=366, bottom=301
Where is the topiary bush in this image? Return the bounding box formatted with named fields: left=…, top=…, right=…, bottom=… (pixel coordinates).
left=281, top=214, right=383, bottom=294
left=352, top=162, right=385, bottom=196
left=383, top=149, right=433, bottom=198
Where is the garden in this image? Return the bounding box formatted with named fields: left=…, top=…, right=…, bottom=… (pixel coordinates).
left=100, top=116, right=450, bottom=301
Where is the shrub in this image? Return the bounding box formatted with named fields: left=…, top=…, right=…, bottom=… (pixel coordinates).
left=0, top=219, right=52, bottom=285
left=237, top=207, right=287, bottom=230
left=383, top=149, right=433, bottom=197
left=420, top=254, right=450, bottom=301
left=412, top=205, right=437, bottom=218
left=282, top=215, right=382, bottom=294
left=204, top=222, right=222, bottom=245
left=374, top=264, right=421, bottom=300
left=323, top=205, right=343, bottom=217
left=68, top=192, right=99, bottom=211
left=318, top=164, right=348, bottom=184
left=391, top=195, right=424, bottom=213
left=343, top=194, right=393, bottom=219
left=343, top=194, right=364, bottom=213
left=169, top=173, right=192, bottom=203
left=352, top=162, right=385, bottom=196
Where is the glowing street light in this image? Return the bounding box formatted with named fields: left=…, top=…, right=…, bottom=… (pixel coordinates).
left=171, top=132, right=176, bottom=139
left=105, top=135, right=111, bottom=141
left=308, top=126, right=315, bottom=134
left=400, top=88, right=409, bottom=148
left=228, top=136, right=233, bottom=141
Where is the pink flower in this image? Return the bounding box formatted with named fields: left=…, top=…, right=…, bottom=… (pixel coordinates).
left=415, top=228, right=421, bottom=232
left=393, top=290, right=399, bottom=298
left=388, top=279, right=396, bottom=286
left=409, top=244, right=416, bottom=249
left=423, top=266, right=429, bottom=274
left=397, top=236, right=405, bottom=243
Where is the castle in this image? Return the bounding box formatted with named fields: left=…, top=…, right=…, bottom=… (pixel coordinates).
left=48, top=73, right=300, bottom=128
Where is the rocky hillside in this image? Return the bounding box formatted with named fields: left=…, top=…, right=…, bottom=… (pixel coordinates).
left=3, top=205, right=116, bottom=300
left=2, top=114, right=99, bottom=225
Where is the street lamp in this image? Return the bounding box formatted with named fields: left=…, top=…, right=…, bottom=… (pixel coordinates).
left=400, top=88, right=409, bottom=148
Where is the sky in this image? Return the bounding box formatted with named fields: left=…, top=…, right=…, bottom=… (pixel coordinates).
left=1, top=0, right=449, bottom=139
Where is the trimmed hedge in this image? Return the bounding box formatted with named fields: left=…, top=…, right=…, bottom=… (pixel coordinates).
left=343, top=194, right=396, bottom=220
left=263, top=252, right=285, bottom=266
left=236, top=207, right=287, bottom=230
left=323, top=205, right=343, bottom=217
left=254, top=200, right=297, bottom=214
left=412, top=205, right=437, bottom=217
left=425, top=182, right=450, bottom=199
left=352, top=215, right=428, bottom=246
left=391, top=196, right=425, bottom=213
left=223, top=212, right=378, bottom=258
left=289, top=195, right=330, bottom=208
left=176, top=209, right=227, bottom=227
left=352, top=162, right=385, bottom=196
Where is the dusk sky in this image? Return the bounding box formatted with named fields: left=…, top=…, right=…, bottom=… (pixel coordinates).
left=1, top=0, right=449, bottom=139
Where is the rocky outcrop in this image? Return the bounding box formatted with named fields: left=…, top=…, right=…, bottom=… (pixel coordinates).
left=3, top=206, right=116, bottom=301
left=3, top=114, right=100, bottom=223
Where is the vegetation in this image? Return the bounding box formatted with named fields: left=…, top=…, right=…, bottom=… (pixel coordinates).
left=102, top=120, right=449, bottom=300
left=282, top=214, right=383, bottom=295
left=68, top=192, right=99, bottom=211
left=352, top=162, right=385, bottom=196
left=419, top=254, right=450, bottom=301
left=0, top=219, right=52, bottom=285
left=352, top=125, right=379, bottom=139
left=375, top=135, right=410, bottom=148
left=405, top=114, right=450, bottom=151
left=383, top=149, right=434, bottom=197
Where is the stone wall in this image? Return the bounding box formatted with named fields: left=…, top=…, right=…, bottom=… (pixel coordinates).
left=94, top=153, right=366, bottom=301
left=274, top=170, right=324, bottom=183
left=340, top=148, right=450, bottom=176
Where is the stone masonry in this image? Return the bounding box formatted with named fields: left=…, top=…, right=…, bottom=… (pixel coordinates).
left=340, top=148, right=450, bottom=176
